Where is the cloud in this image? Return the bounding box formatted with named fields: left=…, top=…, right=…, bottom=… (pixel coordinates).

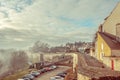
left=13, top=38, right=24, bottom=41
left=0, top=0, right=119, bottom=49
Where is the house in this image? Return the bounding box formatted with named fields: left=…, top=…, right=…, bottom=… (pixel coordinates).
left=102, top=3, right=120, bottom=36
left=73, top=53, right=120, bottom=80
left=95, top=2, right=120, bottom=71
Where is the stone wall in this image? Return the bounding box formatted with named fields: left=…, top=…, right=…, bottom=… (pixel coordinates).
left=77, top=73, right=90, bottom=80
left=103, top=57, right=120, bottom=71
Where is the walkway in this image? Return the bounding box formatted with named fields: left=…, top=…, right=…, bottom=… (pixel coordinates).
left=77, top=53, right=120, bottom=80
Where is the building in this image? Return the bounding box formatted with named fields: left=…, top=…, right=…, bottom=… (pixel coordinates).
left=102, top=3, right=120, bottom=36
left=73, top=53, right=120, bottom=80
left=95, top=2, right=120, bottom=71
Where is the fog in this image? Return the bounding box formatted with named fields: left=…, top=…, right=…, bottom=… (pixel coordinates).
left=0, top=49, right=28, bottom=78
left=0, top=49, right=14, bottom=77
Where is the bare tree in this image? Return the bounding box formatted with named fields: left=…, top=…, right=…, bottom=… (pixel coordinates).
left=0, top=60, right=3, bottom=70
left=29, top=41, right=49, bottom=53
left=10, top=51, right=28, bottom=72
left=18, top=51, right=28, bottom=68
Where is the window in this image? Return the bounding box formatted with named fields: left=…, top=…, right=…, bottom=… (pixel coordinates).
left=100, top=52, right=104, bottom=60
left=101, top=43, right=104, bottom=50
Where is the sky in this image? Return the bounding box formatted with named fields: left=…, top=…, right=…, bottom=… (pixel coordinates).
left=0, top=0, right=119, bottom=49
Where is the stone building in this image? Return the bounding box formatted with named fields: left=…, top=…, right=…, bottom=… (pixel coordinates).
left=95, top=2, right=120, bottom=71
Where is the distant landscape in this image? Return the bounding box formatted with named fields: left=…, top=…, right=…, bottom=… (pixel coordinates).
left=0, top=40, right=91, bottom=79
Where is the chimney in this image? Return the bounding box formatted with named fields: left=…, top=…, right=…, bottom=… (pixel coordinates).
left=98, top=24, right=103, bottom=32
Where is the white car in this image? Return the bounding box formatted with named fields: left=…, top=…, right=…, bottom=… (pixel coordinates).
left=17, top=79, right=24, bottom=80
left=50, top=76, right=64, bottom=80
left=30, top=71, right=40, bottom=77
left=50, top=65, right=57, bottom=70
left=17, top=78, right=30, bottom=80
left=23, top=74, right=34, bottom=80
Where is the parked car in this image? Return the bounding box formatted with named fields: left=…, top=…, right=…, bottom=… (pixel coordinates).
left=43, top=68, right=47, bottom=72
left=30, top=71, right=40, bottom=77
left=38, top=69, right=44, bottom=73
left=50, top=76, right=64, bottom=80
left=18, top=78, right=31, bottom=80
left=42, top=68, right=49, bottom=72
left=44, top=67, right=51, bottom=71
left=17, top=79, right=24, bottom=80
left=50, top=65, right=57, bottom=70
left=38, top=68, right=47, bottom=73
left=23, top=74, right=34, bottom=80
left=23, top=78, right=30, bottom=80
left=56, top=73, right=66, bottom=78
left=61, top=71, right=67, bottom=75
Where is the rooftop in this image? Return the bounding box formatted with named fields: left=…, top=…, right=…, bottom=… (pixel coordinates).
left=77, top=53, right=120, bottom=79
left=98, top=32, right=120, bottom=50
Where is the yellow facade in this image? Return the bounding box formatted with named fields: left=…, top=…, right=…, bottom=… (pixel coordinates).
left=96, top=33, right=120, bottom=71
left=96, top=33, right=111, bottom=61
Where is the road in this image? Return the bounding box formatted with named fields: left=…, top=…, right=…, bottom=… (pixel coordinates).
left=35, top=66, right=70, bottom=80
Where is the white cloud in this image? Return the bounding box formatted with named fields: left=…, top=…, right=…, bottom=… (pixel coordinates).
left=14, top=38, right=24, bottom=41
left=0, top=0, right=119, bottom=48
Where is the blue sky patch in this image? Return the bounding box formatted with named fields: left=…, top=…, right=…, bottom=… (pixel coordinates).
left=58, top=16, right=95, bottom=27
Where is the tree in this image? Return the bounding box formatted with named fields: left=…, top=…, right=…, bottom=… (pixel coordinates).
left=10, top=50, right=28, bottom=71
left=29, top=41, right=49, bottom=53
left=0, top=60, right=3, bottom=70
left=18, top=51, right=28, bottom=68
